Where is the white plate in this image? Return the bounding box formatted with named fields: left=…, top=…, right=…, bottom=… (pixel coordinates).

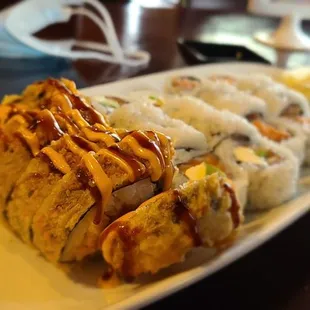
left=1, top=62, right=310, bottom=310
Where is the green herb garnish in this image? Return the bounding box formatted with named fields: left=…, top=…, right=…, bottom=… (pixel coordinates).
left=205, top=163, right=226, bottom=177
left=255, top=149, right=268, bottom=158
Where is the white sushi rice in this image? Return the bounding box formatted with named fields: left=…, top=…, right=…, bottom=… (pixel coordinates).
left=228, top=74, right=310, bottom=165
left=196, top=79, right=307, bottom=165
left=108, top=101, right=210, bottom=164
left=233, top=74, right=310, bottom=118
left=196, top=79, right=267, bottom=117
left=161, top=95, right=261, bottom=149
left=244, top=137, right=299, bottom=209
left=165, top=75, right=202, bottom=96
left=267, top=117, right=307, bottom=164
left=161, top=95, right=299, bottom=209
left=213, top=139, right=249, bottom=210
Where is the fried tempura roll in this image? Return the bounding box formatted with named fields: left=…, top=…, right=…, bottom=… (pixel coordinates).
left=101, top=173, right=242, bottom=279
left=31, top=130, right=174, bottom=263
left=0, top=78, right=108, bottom=212
left=6, top=135, right=96, bottom=244
left=0, top=110, right=58, bottom=212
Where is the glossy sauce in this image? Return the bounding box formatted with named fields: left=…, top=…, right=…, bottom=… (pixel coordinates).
left=0, top=105, right=14, bottom=124
left=71, top=135, right=100, bottom=152
left=70, top=109, right=90, bottom=128
left=97, top=148, right=135, bottom=182
left=2, top=78, right=175, bottom=230
left=108, top=147, right=146, bottom=180
left=55, top=113, right=80, bottom=135
left=100, top=218, right=141, bottom=279
left=122, top=131, right=164, bottom=182
left=98, top=267, right=123, bottom=288
left=173, top=190, right=202, bottom=247
left=48, top=79, right=108, bottom=126
left=16, top=127, right=40, bottom=156
left=223, top=183, right=240, bottom=228
left=148, top=131, right=174, bottom=190
left=37, top=110, right=64, bottom=141
left=64, top=134, right=88, bottom=158
left=41, top=147, right=71, bottom=174
left=82, top=152, right=113, bottom=225
left=82, top=127, right=117, bottom=147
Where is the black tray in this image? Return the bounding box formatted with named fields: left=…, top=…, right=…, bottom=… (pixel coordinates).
left=177, top=39, right=271, bottom=65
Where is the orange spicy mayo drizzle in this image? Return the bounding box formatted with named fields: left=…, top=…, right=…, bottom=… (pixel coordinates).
left=4, top=114, right=40, bottom=156
left=41, top=146, right=71, bottom=174
left=36, top=110, right=64, bottom=141
left=120, top=131, right=165, bottom=182
left=47, top=79, right=109, bottom=126
left=2, top=79, right=176, bottom=228
left=63, top=134, right=88, bottom=157
left=97, top=148, right=136, bottom=182
left=147, top=131, right=175, bottom=190
left=82, top=127, right=117, bottom=147
left=82, top=152, right=113, bottom=225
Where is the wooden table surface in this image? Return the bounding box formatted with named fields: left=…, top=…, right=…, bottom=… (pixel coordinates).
left=1, top=2, right=310, bottom=310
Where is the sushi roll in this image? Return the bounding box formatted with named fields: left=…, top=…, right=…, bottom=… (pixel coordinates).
left=214, top=74, right=310, bottom=164
left=195, top=79, right=306, bottom=164
left=160, top=96, right=299, bottom=209
left=109, top=100, right=249, bottom=210
left=165, top=75, right=203, bottom=95
left=101, top=173, right=242, bottom=279
left=0, top=78, right=176, bottom=264
left=0, top=78, right=108, bottom=212
left=232, top=74, right=310, bottom=120
left=31, top=129, right=174, bottom=262
left=109, top=100, right=209, bottom=164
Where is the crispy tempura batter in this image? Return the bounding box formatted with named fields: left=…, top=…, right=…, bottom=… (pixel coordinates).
left=101, top=173, right=242, bottom=278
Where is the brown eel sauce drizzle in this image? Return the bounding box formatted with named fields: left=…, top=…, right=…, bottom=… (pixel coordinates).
left=1, top=78, right=175, bottom=228
left=100, top=219, right=142, bottom=280
left=173, top=189, right=202, bottom=247
left=99, top=189, right=202, bottom=280
left=223, top=183, right=240, bottom=228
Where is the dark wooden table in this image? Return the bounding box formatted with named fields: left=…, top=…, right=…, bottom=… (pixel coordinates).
left=1, top=2, right=310, bottom=310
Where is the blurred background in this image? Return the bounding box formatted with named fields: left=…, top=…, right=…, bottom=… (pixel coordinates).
left=0, top=0, right=310, bottom=97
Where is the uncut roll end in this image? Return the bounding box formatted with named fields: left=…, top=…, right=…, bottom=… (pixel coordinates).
left=101, top=173, right=243, bottom=279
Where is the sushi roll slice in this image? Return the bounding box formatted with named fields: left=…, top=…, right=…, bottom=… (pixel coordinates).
left=0, top=110, right=62, bottom=213
left=160, top=96, right=299, bottom=209
left=109, top=101, right=249, bottom=210
left=101, top=173, right=242, bottom=279
left=6, top=134, right=101, bottom=244
left=165, top=75, right=203, bottom=95
left=1, top=78, right=176, bottom=264
left=109, top=100, right=209, bottom=164
left=31, top=129, right=175, bottom=263
left=214, top=74, right=310, bottom=164
left=195, top=79, right=307, bottom=164
left=0, top=78, right=108, bottom=212
left=231, top=74, right=310, bottom=120
left=91, top=95, right=129, bottom=115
